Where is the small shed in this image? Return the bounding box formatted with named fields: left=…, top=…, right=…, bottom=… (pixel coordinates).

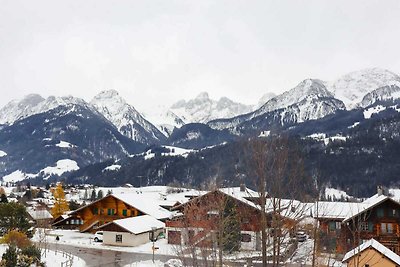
left=26, top=207, right=53, bottom=227
left=98, top=215, right=165, bottom=247
left=343, top=238, right=400, bottom=267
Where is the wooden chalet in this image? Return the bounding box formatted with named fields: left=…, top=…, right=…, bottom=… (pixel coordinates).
left=342, top=238, right=400, bottom=267
left=315, top=188, right=400, bottom=254
left=52, top=213, right=83, bottom=230
left=166, top=187, right=277, bottom=250
left=69, top=193, right=173, bottom=233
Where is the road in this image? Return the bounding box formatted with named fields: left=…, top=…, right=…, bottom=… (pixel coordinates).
left=42, top=242, right=273, bottom=266
left=43, top=242, right=177, bottom=266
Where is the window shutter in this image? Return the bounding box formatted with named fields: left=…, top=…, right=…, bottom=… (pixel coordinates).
left=329, top=221, right=336, bottom=231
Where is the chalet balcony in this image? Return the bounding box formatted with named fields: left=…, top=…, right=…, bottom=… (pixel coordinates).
left=79, top=215, right=125, bottom=232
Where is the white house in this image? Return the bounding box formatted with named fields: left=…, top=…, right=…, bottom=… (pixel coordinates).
left=98, top=215, right=165, bottom=247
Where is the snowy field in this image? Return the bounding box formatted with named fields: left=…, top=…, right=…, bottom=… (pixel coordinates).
left=0, top=244, right=85, bottom=267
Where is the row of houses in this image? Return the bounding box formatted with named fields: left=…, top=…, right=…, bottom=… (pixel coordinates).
left=45, top=185, right=400, bottom=265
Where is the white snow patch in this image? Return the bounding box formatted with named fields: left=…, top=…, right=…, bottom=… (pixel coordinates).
left=2, top=170, right=36, bottom=183
left=56, top=140, right=77, bottom=148
left=41, top=159, right=79, bottom=178
left=0, top=150, right=7, bottom=157
left=348, top=122, right=360, bottom=128
left=103, top=164, right=121, bottom=172
left=306, top=133, right=326, bottom=140
left=144, top=146, right=195, bottom=160
left=325, top=187, right=352, bottom=200
left=363, top=105, right=386, bottom=119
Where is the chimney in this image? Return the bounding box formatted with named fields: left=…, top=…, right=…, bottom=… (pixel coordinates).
left=377, top=185, right=387, bottom=196
left=240, top=184, right=246, bottom=192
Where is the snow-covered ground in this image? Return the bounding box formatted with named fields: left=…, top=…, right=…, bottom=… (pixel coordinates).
left=363, top=105, right=386, bottom=119
left=143, top=146, right=195, bottom=160
left=55, top=140, right=77, bottom=148
left=2, top=170, right=36, bottom=183
left=0, top=244, right=85, bottom=267
left=40, top=159, right=79, bottom=178
left=103, top=164, right=121, bottom=172
left=33, top=229, right=176, bottom=256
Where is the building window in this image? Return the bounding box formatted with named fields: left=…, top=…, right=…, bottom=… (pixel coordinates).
left=335, top=222, right=341, bottom=229
left=107, top=209, right=115, bottom=215
left=381, top=223, right=393, bottom=234
left=116, top=234, right=122, bottom=243
left=360, top=222, right=369, bottom=231
left=241, top=234, right=252, bottom=242
left=377, top=208, right=384, bottom=217
left=93, top=208, right=98, bottom=215
left=328, top=221, right=336, bottom=231
left=392, top=209, right=399, bottom=217
left=122, top=209, right=127, bottom=216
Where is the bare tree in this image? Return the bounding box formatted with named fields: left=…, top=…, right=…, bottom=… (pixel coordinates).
left=247, top=136, right=312, bottom=267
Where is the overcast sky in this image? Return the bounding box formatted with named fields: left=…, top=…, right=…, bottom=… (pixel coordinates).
left=1, top=0, right=400, bottom=113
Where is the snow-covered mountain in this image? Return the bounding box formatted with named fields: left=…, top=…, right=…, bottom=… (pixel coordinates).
left=170, top=92, right=253, bottom=124
left=361, top=85, right=400, bottom=108
left=0, top=94, right=95, bottom=125
left=327, top=68, right=400, bottom=109
left=90, top=90, right=166, bottom=144
left=0, top=103, right=145, bottom=181
left=141, top=105, right=185, bottom=137
left=256, top=92, right=276, bottom=109
left=209, top=79, right=345, bottom=131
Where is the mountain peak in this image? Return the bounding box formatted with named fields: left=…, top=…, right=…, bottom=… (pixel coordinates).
left=327, top=68, right=400, bottom=109
left=90, top=90, right=166, bottom=143
left=93, top=89, right=121, bottom=100
left=195, top=92, right=210, bottom=100
left=170, top=93, right=252, bottom=123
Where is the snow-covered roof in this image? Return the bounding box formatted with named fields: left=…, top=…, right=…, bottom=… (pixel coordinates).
left=27, top=207, right=53, bottom=220
left=100, top=215, right=165, bottom=234
left=343, top=238, right=400, bottom=265
left=218, top=187, right=262, bottom=211
left=314, top=201, right=365, bottom=220
left=112, top=193, right=173, bottom=220
left=343, top=194, right=397, bottom=222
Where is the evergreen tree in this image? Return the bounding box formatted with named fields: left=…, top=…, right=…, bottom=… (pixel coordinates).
left=84, top=189, right=88, bottom=200
left=0, top=194, right=8, bottom=203
left=1, top=245, right=17, bottom=267
left=222, top=198, right=241, bottom=252
left=50, top=183, right=70, bottom=218
left=97, top=190, right=104, bottom=199
left=107, top=189, right=113, bottom=195
left=45, top=183, right=50, bottom=190
left=0, top=202, right=30, bottom=234
left=90, top=189, right=97, bottom=201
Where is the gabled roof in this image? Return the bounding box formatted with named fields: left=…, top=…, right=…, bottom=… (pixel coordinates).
left=26, top=207, right=53, bottom=220
left=343, top=194, right=400, bottom=222
left=112, top=193, right=173, bottom=220
left=99, top=215, right=165, bottom=235
left=314, top=201, right=365, bottom=220
left=342, top=238, right=400, bottom=265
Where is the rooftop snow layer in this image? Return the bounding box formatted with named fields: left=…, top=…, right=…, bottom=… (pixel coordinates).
left=103, top=215, right=165, bottom=234
left=343, top=238, right=400, bottom=264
